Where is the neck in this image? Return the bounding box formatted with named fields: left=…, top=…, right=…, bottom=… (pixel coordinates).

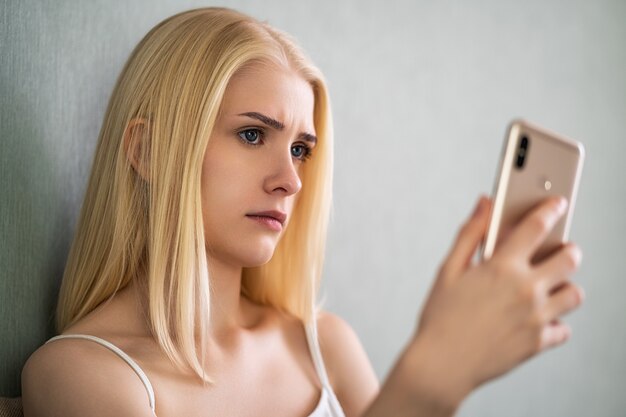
left=121, top=256, right=261, bottom=348
left=206, top=255, right=248, bottom=339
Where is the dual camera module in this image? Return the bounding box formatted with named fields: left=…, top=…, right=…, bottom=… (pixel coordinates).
left=515, top=135, right=529, bottom=169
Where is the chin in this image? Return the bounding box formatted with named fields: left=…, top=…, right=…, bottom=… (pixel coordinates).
left=239, top=239, right=278, bottom=267
left=241, top=253, right=275, bottom=268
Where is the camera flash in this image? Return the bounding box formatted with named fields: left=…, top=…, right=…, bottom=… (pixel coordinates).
left=544, top=180, right=552, bottom=190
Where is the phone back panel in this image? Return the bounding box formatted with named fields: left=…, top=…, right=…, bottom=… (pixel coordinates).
left=482, top=120, right=585, bottom=263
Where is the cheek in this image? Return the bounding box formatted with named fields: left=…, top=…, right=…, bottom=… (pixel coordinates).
left=200, top=146, right=260, bottom=220
left=202, top=159, right=238, bottom=216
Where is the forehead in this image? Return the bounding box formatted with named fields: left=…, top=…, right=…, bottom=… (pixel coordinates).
left=219, top=62, right=315, bottom=131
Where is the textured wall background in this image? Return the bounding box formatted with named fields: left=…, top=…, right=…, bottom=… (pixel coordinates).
left=1, top=0, right=624, bottom=415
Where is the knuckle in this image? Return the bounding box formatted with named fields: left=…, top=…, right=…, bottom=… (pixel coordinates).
left=576, top=286, right=586, bottom=305
left=567, top=286, right=583, bottom=309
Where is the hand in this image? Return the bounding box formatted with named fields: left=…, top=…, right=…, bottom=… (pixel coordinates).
left=409, top=195, right=584, bottom=406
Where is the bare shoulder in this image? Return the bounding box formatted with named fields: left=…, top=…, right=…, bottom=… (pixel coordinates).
left=22, top=336, right=154, bottom=417
left=315, top=311, right=377, bottom=385
left=316, top=310, right=380, bottom=417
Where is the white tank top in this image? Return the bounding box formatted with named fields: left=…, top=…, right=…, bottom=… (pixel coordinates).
left=46, top=320, right=346, bottom=417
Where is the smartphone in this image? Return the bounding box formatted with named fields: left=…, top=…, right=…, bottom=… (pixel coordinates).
left=481, top=119, right=585, bottom=263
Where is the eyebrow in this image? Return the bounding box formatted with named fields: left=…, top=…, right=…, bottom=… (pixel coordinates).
left=237, top=112, right=317, bottom=144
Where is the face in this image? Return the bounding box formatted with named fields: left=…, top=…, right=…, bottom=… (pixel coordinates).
left=201, top=62, right=316, bottom=268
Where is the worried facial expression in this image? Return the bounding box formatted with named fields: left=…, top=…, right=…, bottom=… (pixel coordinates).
left=201, top=62, right=316, bottom=268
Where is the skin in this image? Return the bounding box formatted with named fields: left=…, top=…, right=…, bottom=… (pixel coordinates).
left=21, top=61, right=584, bottom=417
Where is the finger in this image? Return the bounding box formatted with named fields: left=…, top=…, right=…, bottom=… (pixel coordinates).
left=540, top=321, right=572, bottom=351
left=535, top=243, right=582, bottom=291
left=543, top=282, right=585, bottom=322
left=442, top=196, right=492, bottom=278
left=498, top=197, right=567, bottom=261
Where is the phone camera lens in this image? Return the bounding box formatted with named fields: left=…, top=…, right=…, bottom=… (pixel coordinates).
left=520, top=136, right=528, bottom=148
left=516, top=135, right=530, bottom=169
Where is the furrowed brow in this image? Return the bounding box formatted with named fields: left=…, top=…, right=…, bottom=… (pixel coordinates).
left=238, top=112, right=284, bottom=130
left=299, top=132, right=317, bottom=145
left=238, top=112, right=317, bottom=145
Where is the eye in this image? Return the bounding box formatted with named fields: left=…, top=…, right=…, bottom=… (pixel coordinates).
left=291, top=143, right=312, bottom=161
left=237, top=128, right=263, bottom=145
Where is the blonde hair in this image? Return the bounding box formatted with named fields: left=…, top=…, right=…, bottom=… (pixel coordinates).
left=56, top=7, right=333, bottom=382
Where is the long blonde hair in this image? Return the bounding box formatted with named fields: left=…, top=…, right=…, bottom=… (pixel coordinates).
left=56, top=7, right=333, bottom=382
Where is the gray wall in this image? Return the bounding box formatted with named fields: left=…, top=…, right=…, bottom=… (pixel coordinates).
left=1, top=0, right=624, bottom=415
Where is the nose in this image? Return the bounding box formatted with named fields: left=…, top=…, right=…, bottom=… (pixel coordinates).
left=263, top=151, right=302, bottom=196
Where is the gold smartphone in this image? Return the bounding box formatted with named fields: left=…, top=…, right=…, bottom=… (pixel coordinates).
left=481, top=120, right=585, bottom=263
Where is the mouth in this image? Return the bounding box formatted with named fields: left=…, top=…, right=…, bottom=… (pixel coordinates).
left=245, top=210, right=287, bottom=231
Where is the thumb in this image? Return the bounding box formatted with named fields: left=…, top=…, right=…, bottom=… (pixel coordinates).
left=441, top=195, right=492, bottom=279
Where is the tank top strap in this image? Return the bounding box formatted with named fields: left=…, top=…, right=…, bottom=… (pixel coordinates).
left=304, top=319, right=332, bottom=389
left=304, top=318, right=346, bottom=416
left=46, top=334, right=156, bottom=414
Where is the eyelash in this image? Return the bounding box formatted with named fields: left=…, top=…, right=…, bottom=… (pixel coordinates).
left=236, top=127, right=313, bottom=162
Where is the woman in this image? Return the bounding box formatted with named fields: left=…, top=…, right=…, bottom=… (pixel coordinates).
left=21, top=7, right=584, bottom=417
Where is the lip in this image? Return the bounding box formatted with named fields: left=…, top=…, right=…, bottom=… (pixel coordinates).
left=245, top=210, right=287, bottom=231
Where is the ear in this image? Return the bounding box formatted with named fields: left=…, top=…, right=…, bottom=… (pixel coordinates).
left=122, top=118, right=150, bottom=180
